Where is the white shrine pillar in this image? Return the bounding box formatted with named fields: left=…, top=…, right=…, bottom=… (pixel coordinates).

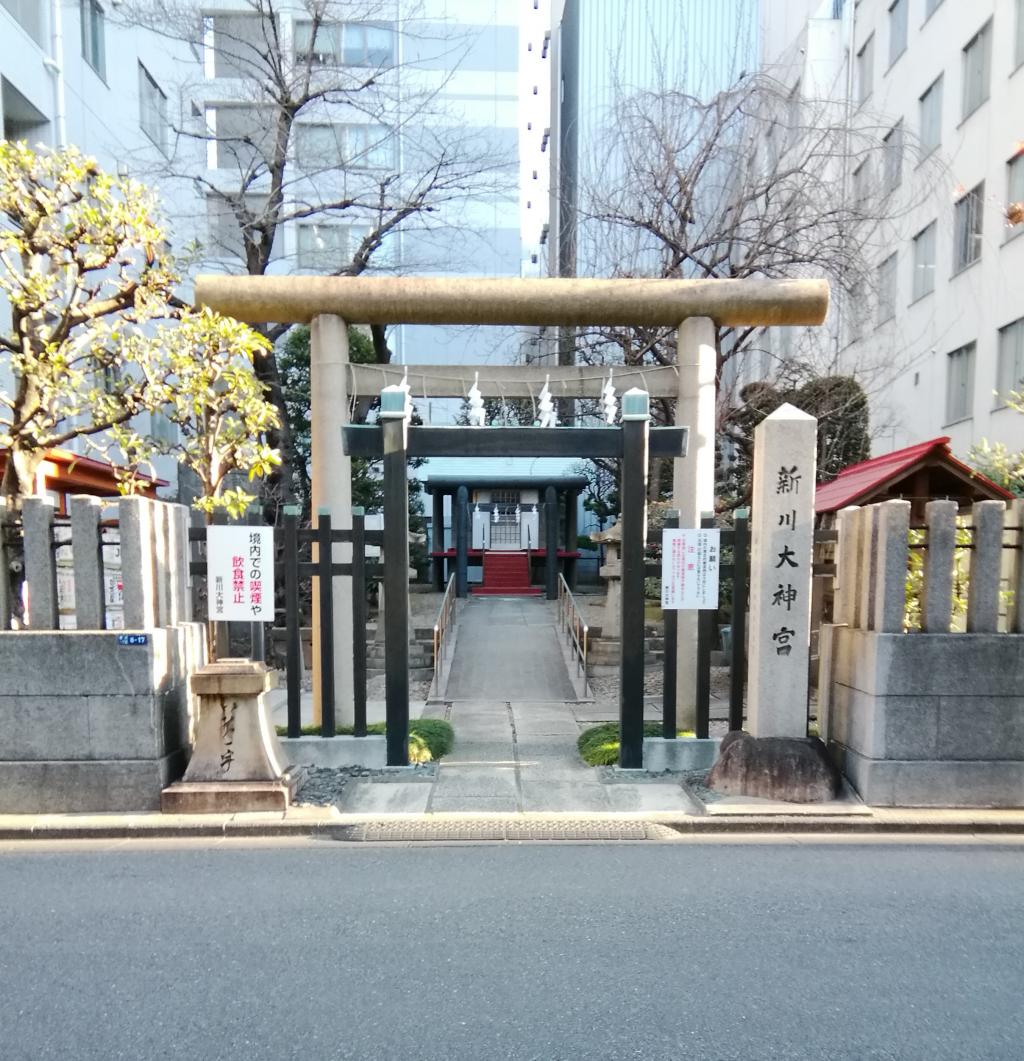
left=673, top=316, right=717, bottom=729
left=747, top=403, right=818, bottom=738
left=310, top=313, right=354, bottom=727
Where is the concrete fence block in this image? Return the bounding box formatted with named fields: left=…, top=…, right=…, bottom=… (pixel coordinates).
left=119, top=496, right=158, bottom=629
left=873, top=500, right=911, bottom=634
left=967, top=500, right=1005, bottom=634
left=153, top=500, right=172, bottom=628
left=856, top=505, right=878, bottom=631
left=168, top=503, right=191, bottom=625
left=70, top=495, right=106, bottom=630
left=0, top=498, right=11, bottom=630
left=1008, top=499, right=1024, bottom=635
left=834, top=506, right=861, bottom=629
left=22, top=497, right=58, bottom=630
left=921, top=500, right=957, bottom=634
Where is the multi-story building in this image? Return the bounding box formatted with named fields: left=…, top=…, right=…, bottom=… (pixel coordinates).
left=761, top=0, right=1024, bottom=459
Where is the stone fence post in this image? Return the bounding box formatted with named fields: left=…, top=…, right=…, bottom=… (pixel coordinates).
left=120, top=497, right=158, bottom=629
left=921, top=500, right=957, bottom=633
left=1010, top=499, right=1024, bottom=635
left=70, top=495, right=106, bottom=630
left=23, top=497, right=59, bottom=629
left=872, top=500, right=911, bottom=633
left=967, top=500, right=1005, bottom=634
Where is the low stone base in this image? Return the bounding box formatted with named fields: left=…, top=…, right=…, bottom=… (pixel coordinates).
left=708, top=732, right=841, bottom=803
left=643, top=737, right=720, bottom=772
left=0, top=751, right=188, bottom=814
left=161, top=766, right=304, bottom=814
left=280, top=735, right=387, bottom=769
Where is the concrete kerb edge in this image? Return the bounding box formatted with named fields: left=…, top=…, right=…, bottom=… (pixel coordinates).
left=4, top=812, right=1024, bottom=842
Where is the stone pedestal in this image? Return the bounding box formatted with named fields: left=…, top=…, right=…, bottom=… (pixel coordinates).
left=162, top=659, right=301, bottom=813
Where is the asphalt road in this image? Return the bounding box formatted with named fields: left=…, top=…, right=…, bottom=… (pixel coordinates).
left=1, top=838, right=1023, bottom=1061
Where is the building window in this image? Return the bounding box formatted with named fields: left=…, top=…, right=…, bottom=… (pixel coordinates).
left=852, top=159, right=871, bottom=204
left=911, top=222, right=936, bottom=301
left=205, top=105, right=274, bottom=171
left=888, top=0, right=907, bottom=66
left=918, top=76, right=942, bottom=157
left=345, top=124, right=396, bottom=169
left=882, top=121, right=902, bottom=194
left=1017, top=0, right=1024, bottom=70
left=205, top=194, right=276, bottom=260
left=294, top=20, right=340, bottom=65
left=876, top=253, right=897, bottom=325
left=997, top=319, right=1024, bottom=406
left=953, top=182, right=984, bottom=272
left=138, top=65, right=168, bottom=153
left=945, top=343, right=975, bottom=423
left=203, top=12, right=274, bottom=79
left=342, top=23, right=395, bottom=66
left=296, top=123, right=395, bottom=171
left=81, top=0, right=105, bottom=78
left=962, top=21, right=992, bottom=120
left=1, top=0, right=44, bottom=44
left=297, top=223, right=369, bottom=270
left=1009, top=152, right=1024, bottom=233
left=150, top=409, right=178, bottom=445
left=847, top=281, right=866, bottom=343
left=856, top=34, right=874, bottom=104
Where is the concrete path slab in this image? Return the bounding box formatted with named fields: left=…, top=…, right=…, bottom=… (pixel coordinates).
left=444, top=598, right=577, bottom=701
left=340, top=782, right=432, bottom=814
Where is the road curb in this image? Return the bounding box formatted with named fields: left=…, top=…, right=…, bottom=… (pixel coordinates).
left=3, top=812, right=1024, bottom=842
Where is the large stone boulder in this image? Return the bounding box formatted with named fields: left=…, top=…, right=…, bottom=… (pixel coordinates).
left=707, top=731, right=841, bottom=803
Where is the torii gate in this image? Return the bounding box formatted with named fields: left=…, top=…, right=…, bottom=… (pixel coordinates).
left=196, top=275, right=829, bottom=733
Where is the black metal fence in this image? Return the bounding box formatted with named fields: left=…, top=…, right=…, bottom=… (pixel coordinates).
left=187, top=506, right=382, bottom=740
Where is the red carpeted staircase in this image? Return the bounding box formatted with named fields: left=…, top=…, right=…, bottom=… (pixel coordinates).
left=472, top=550, right=542, bottom=596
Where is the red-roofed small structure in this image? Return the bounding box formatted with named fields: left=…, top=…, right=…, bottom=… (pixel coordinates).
left=815, top=436, right=1013, bottom=521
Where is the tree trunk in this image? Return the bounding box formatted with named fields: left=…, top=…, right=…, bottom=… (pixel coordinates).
left=1, top=447, right=45, bottom=628
left=252, top=330, right=295, bottom=520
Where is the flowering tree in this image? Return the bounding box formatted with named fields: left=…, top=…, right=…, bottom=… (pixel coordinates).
left=0, top=141, right=175, bottom=507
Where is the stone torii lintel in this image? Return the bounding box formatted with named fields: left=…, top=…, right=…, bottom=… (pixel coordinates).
left=194, top=275, right=829, bottom=328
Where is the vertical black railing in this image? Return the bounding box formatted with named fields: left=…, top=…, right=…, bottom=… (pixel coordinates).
left=282, top=505, right=302, bottom=738
left=694, top=512, right=716, bottom=740
left=729, top=508, right=749, bottom=733
left=351, top=507, right=368, bottom=738
left=381, top=414, right=410, bottom=767
left=661, top=511, right=679, bottom=740
left=316, top=508, right=336, bottom=738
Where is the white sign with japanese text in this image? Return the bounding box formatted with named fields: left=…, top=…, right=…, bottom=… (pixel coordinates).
left=207, top=526, right=274, bottom=621
left=661, top=528, right=721, bottom=610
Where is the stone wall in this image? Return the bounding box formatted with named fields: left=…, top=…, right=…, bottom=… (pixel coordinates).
left=820, top=497, right=1024, bottom=808
left=0, top=625, right=206, bottom=812
left=823, top=626, right=1024, bottom=807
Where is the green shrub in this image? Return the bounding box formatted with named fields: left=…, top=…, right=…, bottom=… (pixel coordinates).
left=275, top=718, right=454, bottom=763
left=577, top=722, right=694, bottom=766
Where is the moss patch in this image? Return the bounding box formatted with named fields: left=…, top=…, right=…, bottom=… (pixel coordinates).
left=577, top=722, right=696, bottom=766
left=276, top=718, right=454, bottom=764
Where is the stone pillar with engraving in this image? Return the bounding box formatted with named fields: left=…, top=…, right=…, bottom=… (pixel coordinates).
left=746, top=404, right=818, bottom=739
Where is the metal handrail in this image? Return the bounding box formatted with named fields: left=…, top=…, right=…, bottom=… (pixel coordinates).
left=556, top=573, right=589, bottom=689
left=432, top=572, right=457, bottom=689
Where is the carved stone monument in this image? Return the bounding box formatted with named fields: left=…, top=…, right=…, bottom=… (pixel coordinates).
left=162, top=659, right=302, bottom=813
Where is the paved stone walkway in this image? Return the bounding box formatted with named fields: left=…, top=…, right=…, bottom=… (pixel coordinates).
left=444, top=597, right=577, bottom=701
left=342, top=596, right=697, bottom=815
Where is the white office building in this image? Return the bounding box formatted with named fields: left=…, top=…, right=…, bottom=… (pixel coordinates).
left=760, top=0, right=1024, bottom=458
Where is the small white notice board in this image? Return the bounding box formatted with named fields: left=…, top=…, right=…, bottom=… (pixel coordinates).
left=207, top=526, right=275, bottom=621
left=661, top=528, right=720, bottom=610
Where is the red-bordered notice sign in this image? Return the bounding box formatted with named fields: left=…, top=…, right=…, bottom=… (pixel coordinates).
left=207, top=526, right=274, bottom=622
left=661, top=528, right=720, bottom=610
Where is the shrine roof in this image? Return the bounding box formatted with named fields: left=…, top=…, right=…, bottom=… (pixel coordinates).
left=815, top=436, right=1012, bottom=513
left=424, top=475, right=588, bottom=493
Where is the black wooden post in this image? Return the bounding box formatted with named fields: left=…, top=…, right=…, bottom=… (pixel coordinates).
left=545, top=485, right=558, bottom=600
left=695, top=512, right=715, bottom=741
left=455, top=485, right=469, bottom=599
left=661, top=510, right=678, bottom=740
left=283, top=505, right=302, bottom=739
left=566, top=488, right=579, bottom=590
left=380, top=391, right=410, bottom=767
left=729, top=507, right=749, bottom=733
left=247, top=508, right=266, bottom=664
left=431, top=489, right=445, bottom=591
left=619, top=389, right=650, bottom=769
left=351, top=506, right=368, bottom=738
left=316, top=508, right=335, bottom=738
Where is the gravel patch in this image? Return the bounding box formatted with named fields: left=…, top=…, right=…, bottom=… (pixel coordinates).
left=296, top=764, right=437, bottom=807
left=680, top=769, right=723, bottom=804
left=366, top=674, right=432, bottom=701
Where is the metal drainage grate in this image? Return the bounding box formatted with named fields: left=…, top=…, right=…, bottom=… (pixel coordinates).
left=332, top=819, right=679, bottom=843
